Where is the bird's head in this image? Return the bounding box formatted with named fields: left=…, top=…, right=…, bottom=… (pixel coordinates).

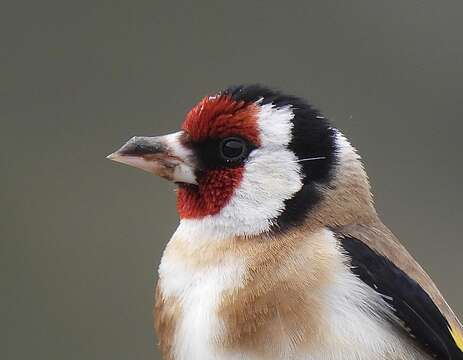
left=108, top=85, right=374, bottom=238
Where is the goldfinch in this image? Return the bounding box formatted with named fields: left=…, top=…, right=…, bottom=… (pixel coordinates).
left=108, top=85, right=463, bottom=359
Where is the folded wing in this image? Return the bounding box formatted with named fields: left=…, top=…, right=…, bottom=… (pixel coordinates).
left=336, top=228, right=463, bottom=359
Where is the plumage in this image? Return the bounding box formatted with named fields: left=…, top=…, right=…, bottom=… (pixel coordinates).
left=339, top=234, right=461, bottom=358
left=108, top=84, right=463, bottom=359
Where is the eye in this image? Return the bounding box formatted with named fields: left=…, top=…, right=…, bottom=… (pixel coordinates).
left=219, top=137, right=247, bottom=162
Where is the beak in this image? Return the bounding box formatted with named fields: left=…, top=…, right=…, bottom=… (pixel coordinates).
left=107, top=131, right=197, bottom=185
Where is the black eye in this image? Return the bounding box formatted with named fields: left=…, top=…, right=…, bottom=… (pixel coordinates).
left=219, top=137, right=247, bottom=162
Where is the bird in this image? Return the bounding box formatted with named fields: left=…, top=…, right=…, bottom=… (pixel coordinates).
left=107, top=84, right=463, bottom=360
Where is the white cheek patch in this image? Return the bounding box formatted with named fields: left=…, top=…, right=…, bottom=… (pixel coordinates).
left=180, top=103, right=303, bottom=239
left=220, top=148, right=302, bottom=234
left=257, top=103, right=294, bottom=147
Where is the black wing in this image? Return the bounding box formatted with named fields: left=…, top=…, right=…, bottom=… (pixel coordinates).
left=338, top=234, right=463, bottom=359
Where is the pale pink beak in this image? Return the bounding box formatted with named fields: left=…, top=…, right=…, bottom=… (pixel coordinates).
left=107, top=131, right=197, bottom=185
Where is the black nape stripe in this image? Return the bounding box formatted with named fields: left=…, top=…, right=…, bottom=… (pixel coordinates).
left=224, top=84, right=337, bottom=232
left=339, top=235, right=462, bottom=359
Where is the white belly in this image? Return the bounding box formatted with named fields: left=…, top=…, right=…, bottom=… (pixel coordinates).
left=158, top=243, right=246, bottom=360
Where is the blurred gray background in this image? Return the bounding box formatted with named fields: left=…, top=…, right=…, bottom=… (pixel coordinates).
left=1, top=1, right=462, bottom=359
